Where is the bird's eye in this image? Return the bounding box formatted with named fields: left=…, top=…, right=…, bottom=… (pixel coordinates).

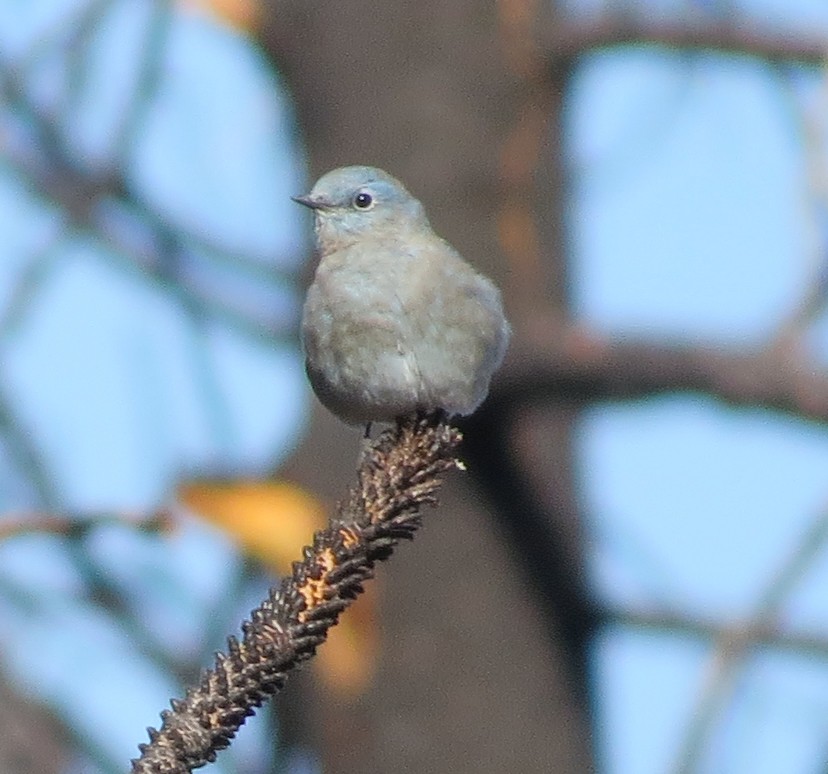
left=353, top=191, right=374, bottom=210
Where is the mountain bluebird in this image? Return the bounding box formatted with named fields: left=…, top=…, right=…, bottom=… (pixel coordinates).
left=293, top=166, right=511, bottom=425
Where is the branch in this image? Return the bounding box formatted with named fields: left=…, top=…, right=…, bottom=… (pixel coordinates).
left=493, top=327, right=828, bottom=424
left=2, top=157, right=289, bottom=342
left=131, top=415, right=462, bottom=774
left=0, top=509, right=174, bottom=541
left=609, top=607, right=828, bottom=661
left=0, top=51, right=293, bottom=343
left=109, top=0, right=172, bottom=167
left=669, top=506, right=828, bottom=773
left=0, top=378, right=60, bottom=506
left=767, top=62, right=828, bottom=342
left=544, top=17, right=828, bottom=67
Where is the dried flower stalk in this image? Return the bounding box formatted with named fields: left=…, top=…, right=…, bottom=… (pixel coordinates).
left=131, top=414, right=462, bottom=773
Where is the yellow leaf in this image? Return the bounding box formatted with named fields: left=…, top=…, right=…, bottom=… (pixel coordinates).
left=178, top=480, right=325, bottom=572
left=179, top=0, right=259, bottom=32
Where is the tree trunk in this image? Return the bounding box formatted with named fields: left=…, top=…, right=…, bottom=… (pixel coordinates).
left=264, top=2, right=595, bottom=770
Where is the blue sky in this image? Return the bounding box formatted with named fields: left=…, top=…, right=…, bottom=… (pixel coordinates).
left=0, top=4, right=308, bottom=772
left=570, top=23, right=828, bottom=773
left=1, top=1, right=828, bottom=773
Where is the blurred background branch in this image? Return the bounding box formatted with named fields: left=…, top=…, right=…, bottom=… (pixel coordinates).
left=542, top=17, right=828, bottom=67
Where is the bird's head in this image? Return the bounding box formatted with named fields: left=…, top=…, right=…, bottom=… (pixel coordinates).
left=293, top=166, right=429, bottom=247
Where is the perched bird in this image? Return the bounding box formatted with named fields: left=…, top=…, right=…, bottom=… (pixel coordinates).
left=293, top=165, right=510, bottom=425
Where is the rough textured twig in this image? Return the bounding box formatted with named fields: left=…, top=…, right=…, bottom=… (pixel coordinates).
left=131, top=414, right=462, bottom=773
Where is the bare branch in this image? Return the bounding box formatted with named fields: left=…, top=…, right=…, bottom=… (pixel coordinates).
left=7, top=0, right=115, bottom=77
left=669, top=506, right=828, bottom=773
left=0, top=158, right=290, bottom=342
left=493, top=326, right=828, bottom=424
left=0, top=379, right=60, bottom=507
left=0, top=49, right=294, bottom=343
left=767, top=61, right=828, bottom=342
left=0, top=509, right=174, bottom=542
left=0, top=220, right=69, bottom=336
left=543, top=18, right=828, bottom=68
left=109, top=0, right=172, bottom=166
left=611, top=607, right=828, bottom=661
left=608, top=505, right=828, bottom=774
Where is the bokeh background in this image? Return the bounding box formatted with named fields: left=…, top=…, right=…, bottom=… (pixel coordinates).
left=1, top=1, right=828, bottom=772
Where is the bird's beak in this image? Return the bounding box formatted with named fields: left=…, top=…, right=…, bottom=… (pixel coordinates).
left=291, top=194, right=327, bottom=210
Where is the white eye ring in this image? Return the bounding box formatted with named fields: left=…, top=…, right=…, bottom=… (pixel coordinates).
left=353, top=191, right=374, bottom=210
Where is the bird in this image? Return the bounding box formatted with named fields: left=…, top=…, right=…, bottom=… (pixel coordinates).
left=293, top=165, right=511, bottom=426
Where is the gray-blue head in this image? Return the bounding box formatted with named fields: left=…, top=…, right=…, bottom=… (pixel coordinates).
left=293, top=166, right=429, bottom=246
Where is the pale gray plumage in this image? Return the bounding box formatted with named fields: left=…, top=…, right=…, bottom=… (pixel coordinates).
left=294, top=165, right=511, bottom=425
